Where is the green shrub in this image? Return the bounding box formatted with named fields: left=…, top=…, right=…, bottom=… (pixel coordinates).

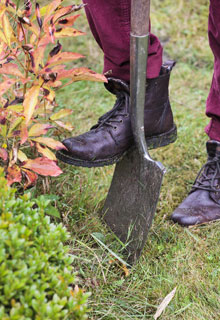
left=0, top=171, right=89, bottom=320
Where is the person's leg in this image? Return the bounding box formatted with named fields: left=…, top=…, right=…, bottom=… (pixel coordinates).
left=205, top=0, right=220, bottom=140
left=171, top=0, right=220, bottom=226
left=83, top=0, right=163, bottom=81
left=56, top=0, right=177, bottom=167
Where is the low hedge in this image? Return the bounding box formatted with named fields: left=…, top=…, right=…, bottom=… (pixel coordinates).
left=0, top=171, right=89, bottom=320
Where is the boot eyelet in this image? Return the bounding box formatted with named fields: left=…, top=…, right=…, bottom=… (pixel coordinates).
left=114, top=126, right=117, bottom=130
left=120, top=119, right=123, bottom=123
left=125, top=113, right=129, bottom=118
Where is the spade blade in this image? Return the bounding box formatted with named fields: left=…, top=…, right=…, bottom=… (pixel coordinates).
left=102, top=146, right=164, bottom=263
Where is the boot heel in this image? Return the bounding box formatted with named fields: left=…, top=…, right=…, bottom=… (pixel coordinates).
left=146, top=124, right=177, bottom=149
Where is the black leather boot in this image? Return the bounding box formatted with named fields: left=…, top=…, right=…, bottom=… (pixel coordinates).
left=171, top=140, right=220, bottom=226
left=56, top=61, right=177, bottom=167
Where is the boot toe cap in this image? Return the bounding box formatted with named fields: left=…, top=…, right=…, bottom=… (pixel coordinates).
left=171, top=209, right=203, bottom=226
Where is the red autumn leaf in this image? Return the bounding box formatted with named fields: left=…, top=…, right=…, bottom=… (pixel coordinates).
left=23, top=85, right=40, bottom=124
left=31, top=137, right=67, bottom=150
left=0, top=63, right=24, bottom=78
left=54, top=27, right=85, bottom=38
left=0, top=79, right=16, bottom=97
left=58, top=14, right=80, bottom=27
left=22, top=168, right=38, bottom=188
left=7, top=165, right=22, bottom=186
left=22, top=157, right=63, bottom=176
left=28, top=123, right=53, bottom=137
left=46, top=52, right=84, bottom=67
left=0, top=148, right=8, bottom=161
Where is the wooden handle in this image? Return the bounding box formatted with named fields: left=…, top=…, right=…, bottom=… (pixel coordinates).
left=131, top=0, right=150, bottom=36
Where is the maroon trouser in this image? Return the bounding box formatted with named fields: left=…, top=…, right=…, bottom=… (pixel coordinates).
left=82, top=0, right=220, bottom=141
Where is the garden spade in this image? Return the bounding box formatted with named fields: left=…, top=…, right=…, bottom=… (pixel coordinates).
left=102, top=0, right=165, bottom=263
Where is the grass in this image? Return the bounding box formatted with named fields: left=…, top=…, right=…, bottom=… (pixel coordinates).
left=43, top=0, right=220, bottom=319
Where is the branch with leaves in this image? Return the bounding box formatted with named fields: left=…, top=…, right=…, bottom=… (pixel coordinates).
left=0, top=0, right=107, bottom=188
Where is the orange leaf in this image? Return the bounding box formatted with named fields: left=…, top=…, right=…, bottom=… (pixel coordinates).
left=0, top=79, right=16, bottom=97
left=22, top=157, right=62, bottom=176
left=52, top=5, right=83, bottom=24
left=0, top=63, right=24, bottom=78
left=28, top=123, right=53, bottom=137
left=32, top=44, right=47, bottom=74
left=54, top=28, right=85, bottom=38
left=22, top=168, right=38, bottom=188
left=50, top=109, right=73, bottom=121
left=58, top=14, right=80, bottom=27
left=0, top=147, right=8, bottom=161
left=7, top=165, right=22, bottom=186
left=23, top=85, right=40, bottom=124
left=46, top=52, right=84, bottom=67
left=43, top=0, right=62, bottom=26
left=57, top=67, right=107, bottom=83
left=36, top=143, right=56, bottom=160
left=31, top=137, right=67, bottom=150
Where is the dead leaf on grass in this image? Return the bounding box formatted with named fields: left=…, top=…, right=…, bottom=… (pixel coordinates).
left=154, top=287, right=177, bottom=320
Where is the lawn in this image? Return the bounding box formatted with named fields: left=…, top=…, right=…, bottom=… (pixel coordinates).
left=47, top=0, right=220, bottom=319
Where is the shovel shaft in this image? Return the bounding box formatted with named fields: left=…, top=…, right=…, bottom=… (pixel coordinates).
left=131, top=0, right=150, bottom=36
left=130, top=0, right=151, bottom=161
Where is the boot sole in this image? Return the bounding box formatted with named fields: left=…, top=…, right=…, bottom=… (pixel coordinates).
left=56, top=124, right=177, bottom=168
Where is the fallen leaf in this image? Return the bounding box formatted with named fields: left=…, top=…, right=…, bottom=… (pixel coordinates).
left=154, top=287, right=177, bottom=320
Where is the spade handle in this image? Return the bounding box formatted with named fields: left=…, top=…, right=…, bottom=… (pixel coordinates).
left=131, top=0, right=150, bottom=36
left=130, top=0, right=153, bottom=162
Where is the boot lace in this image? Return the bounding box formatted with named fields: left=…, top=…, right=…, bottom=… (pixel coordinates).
left=94, top=91, right=130, bottom=130
left=191, top=157, right=220, bottom=192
